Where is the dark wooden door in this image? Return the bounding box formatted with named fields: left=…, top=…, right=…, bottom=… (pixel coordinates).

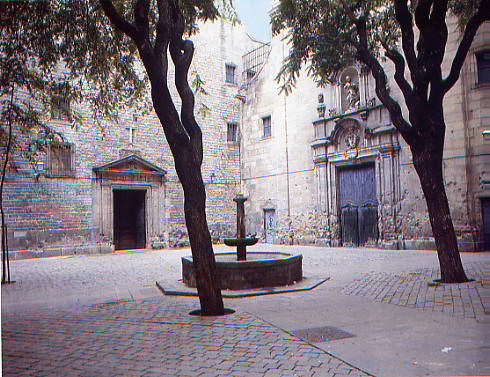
left=113, top=189, right=146, bottom=250
left=482, top=198, right=490, bottom=251
left=338, top=164, right=378, bottom=246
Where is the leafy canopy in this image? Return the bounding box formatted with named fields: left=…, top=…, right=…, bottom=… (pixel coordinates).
left=271, top=0, right=485, bottom=92
left=0, top=0, right=235, bottom=153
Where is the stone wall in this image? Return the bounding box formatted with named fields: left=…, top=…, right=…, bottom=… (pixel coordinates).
left=239, top=19, right=489, bottom=251
left=3, top=20, right=258, bottom=258
left=3, top=16, right=488, bottom=258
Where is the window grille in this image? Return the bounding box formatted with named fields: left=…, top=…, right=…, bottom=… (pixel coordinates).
left=227, top=122, right=238, bottom=142
left=46, top=142, right=75, bottom=177
left=51, top=96, right=71, bottom=120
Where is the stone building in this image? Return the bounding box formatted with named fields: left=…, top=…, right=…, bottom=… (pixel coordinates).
left=3, top=21, right=260, bottom=258
left=3, top=16, right=490, bottom=258
left=239, top=18, right=490, bottom=252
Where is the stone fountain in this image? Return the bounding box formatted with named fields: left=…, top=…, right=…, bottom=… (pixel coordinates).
left=182, top=194, right=303, bottom=290
left=223, top=194, right=258, bottom=260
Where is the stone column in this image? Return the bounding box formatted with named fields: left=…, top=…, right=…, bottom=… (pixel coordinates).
left=233, top=194, right=247, bottom=260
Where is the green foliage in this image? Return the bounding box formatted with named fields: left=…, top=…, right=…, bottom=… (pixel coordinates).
left=191, top=71, right=211, bottom=118
left=271, top=0, right=484, bottom=92
left=0, top=0, right=235, bottom=157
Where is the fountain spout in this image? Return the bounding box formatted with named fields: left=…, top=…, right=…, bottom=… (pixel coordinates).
left=224, top=194, right=258, bottom=261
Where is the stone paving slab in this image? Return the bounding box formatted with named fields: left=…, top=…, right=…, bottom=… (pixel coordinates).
left=341, top=262, right=489, bottom=320
left=2, top=297, right=372, bottom=377
left=156, top=277, right=330, bottom=298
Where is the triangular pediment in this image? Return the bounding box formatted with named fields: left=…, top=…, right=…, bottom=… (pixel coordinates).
left=93, top=154, right=166, bottom=176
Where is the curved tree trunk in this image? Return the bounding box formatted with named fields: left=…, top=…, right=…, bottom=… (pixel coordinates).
left=412, top=145, right=468, bottom=283
left=180, top=164, right=223, bottom=315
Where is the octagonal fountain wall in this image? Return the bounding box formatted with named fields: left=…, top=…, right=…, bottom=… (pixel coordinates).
left=182, top=195, right=303, bottom=290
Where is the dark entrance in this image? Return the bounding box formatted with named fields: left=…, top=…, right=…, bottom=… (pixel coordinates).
left=338, top=163, right=378, bottom=246
left=113, top=189, right=146, bottom=250
left=482, top=198, right=490, bottom=251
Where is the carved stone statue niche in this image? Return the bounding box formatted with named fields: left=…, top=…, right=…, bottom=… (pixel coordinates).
left=343, top=75, right=360, bottom=111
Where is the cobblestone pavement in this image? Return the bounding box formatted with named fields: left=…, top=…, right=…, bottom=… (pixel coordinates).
left=341, top=262, right=490, bottom=319
left=2, top=245, right=489, bottom=376
left=1, top=249, right=182, bottom=313
left=2, top=298, right=371, bottom=377
left=161, top=259, right=490, bottom=320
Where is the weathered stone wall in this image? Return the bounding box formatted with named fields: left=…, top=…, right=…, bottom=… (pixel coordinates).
left=3, top=16, right=488, bottom=257
left=240, top=18, right=489, bottom=251
left=240, top=31, right=320, bottom=245
left=3, top=20, right=258, bottom=257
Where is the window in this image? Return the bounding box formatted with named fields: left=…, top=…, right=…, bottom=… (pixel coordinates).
left=476, top=50, right=490, bottom=84
left=227, top=122, right=238, bottom=142
left=246, top=69, right=256, bottom=81
left=51, top=95, right=71, bottom=120
left=46, top=142, right=75, bottom=177
left=262, top=116, right=271, bottom=138
left=225, top=63, right=236, bottom=84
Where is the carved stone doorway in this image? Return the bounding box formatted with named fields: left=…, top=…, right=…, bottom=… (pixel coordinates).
left=113, top=189, right=146, bottom=250
left=338, top=163, right=378, bottom=246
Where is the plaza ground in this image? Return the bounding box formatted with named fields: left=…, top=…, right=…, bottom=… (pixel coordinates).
left=1, top=244, right=489, bottom=376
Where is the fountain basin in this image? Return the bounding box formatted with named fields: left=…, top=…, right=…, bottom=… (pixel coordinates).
left=223, top=237, right=259, bottom=247
left=182, top=252, right=303, bottom=290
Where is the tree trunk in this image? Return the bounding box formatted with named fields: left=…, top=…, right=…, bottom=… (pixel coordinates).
left=98, top=0, right=225, bottom=315
left=1, top=85, right=14, bottom=284
left=412, top=145, right=468, bottom=283
left=179, top=159, right=224, bottom=315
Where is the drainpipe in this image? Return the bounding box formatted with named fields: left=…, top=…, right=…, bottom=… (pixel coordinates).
left=281, top=38, right=291, bottom=218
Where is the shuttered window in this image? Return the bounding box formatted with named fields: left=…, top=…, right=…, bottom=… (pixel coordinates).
left=227, top=122, right=238, bottom=142
left=262, top=116, right=271, bottom=138
left=46, top=142, right=75, bottom=177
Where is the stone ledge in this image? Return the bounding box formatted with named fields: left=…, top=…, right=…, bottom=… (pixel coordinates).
left=156, top=276, right=330, bottom=298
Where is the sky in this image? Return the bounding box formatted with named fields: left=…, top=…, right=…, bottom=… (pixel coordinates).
left=233, top=0, right=271, bottom=42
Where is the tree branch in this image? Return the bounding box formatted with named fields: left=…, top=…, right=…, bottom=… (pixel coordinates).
left=394, top=0, right=418, bottom=74
left=170, top=38, right=203, bottom=165
left=154, top=0, right=172, bottom=57
left=414, top=0, right=434, bottom=31
left=99, top=0, right=139, bottom=42
left=383, top=43, right=414, bottom=106
left=443, top=3, right=490, bottom=92
left=133, top=0, right=150, bottom=40
left=354, top=18, right=416, bottom=144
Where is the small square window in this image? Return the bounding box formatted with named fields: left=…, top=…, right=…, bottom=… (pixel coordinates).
left=227, top=122, right=238, bottom=142
left=46, top=142, right=75, bottom=177
left=262, top=116, right=271, bottom=138
left=225, top=64, right=236, bottom=84
left=51, top=95, right=71, bottom=120
left=476, top=50, right=490, bottom=84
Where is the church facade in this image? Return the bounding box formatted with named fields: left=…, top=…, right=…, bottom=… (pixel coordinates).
left=240, top=18, right=490, bottom=252
left=3, top=18, right=490, bottom=259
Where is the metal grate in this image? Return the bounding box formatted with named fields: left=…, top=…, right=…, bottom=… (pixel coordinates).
left=290, top=326, right=355, bottom=343
left=242, top=43, right=271, bottom=85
